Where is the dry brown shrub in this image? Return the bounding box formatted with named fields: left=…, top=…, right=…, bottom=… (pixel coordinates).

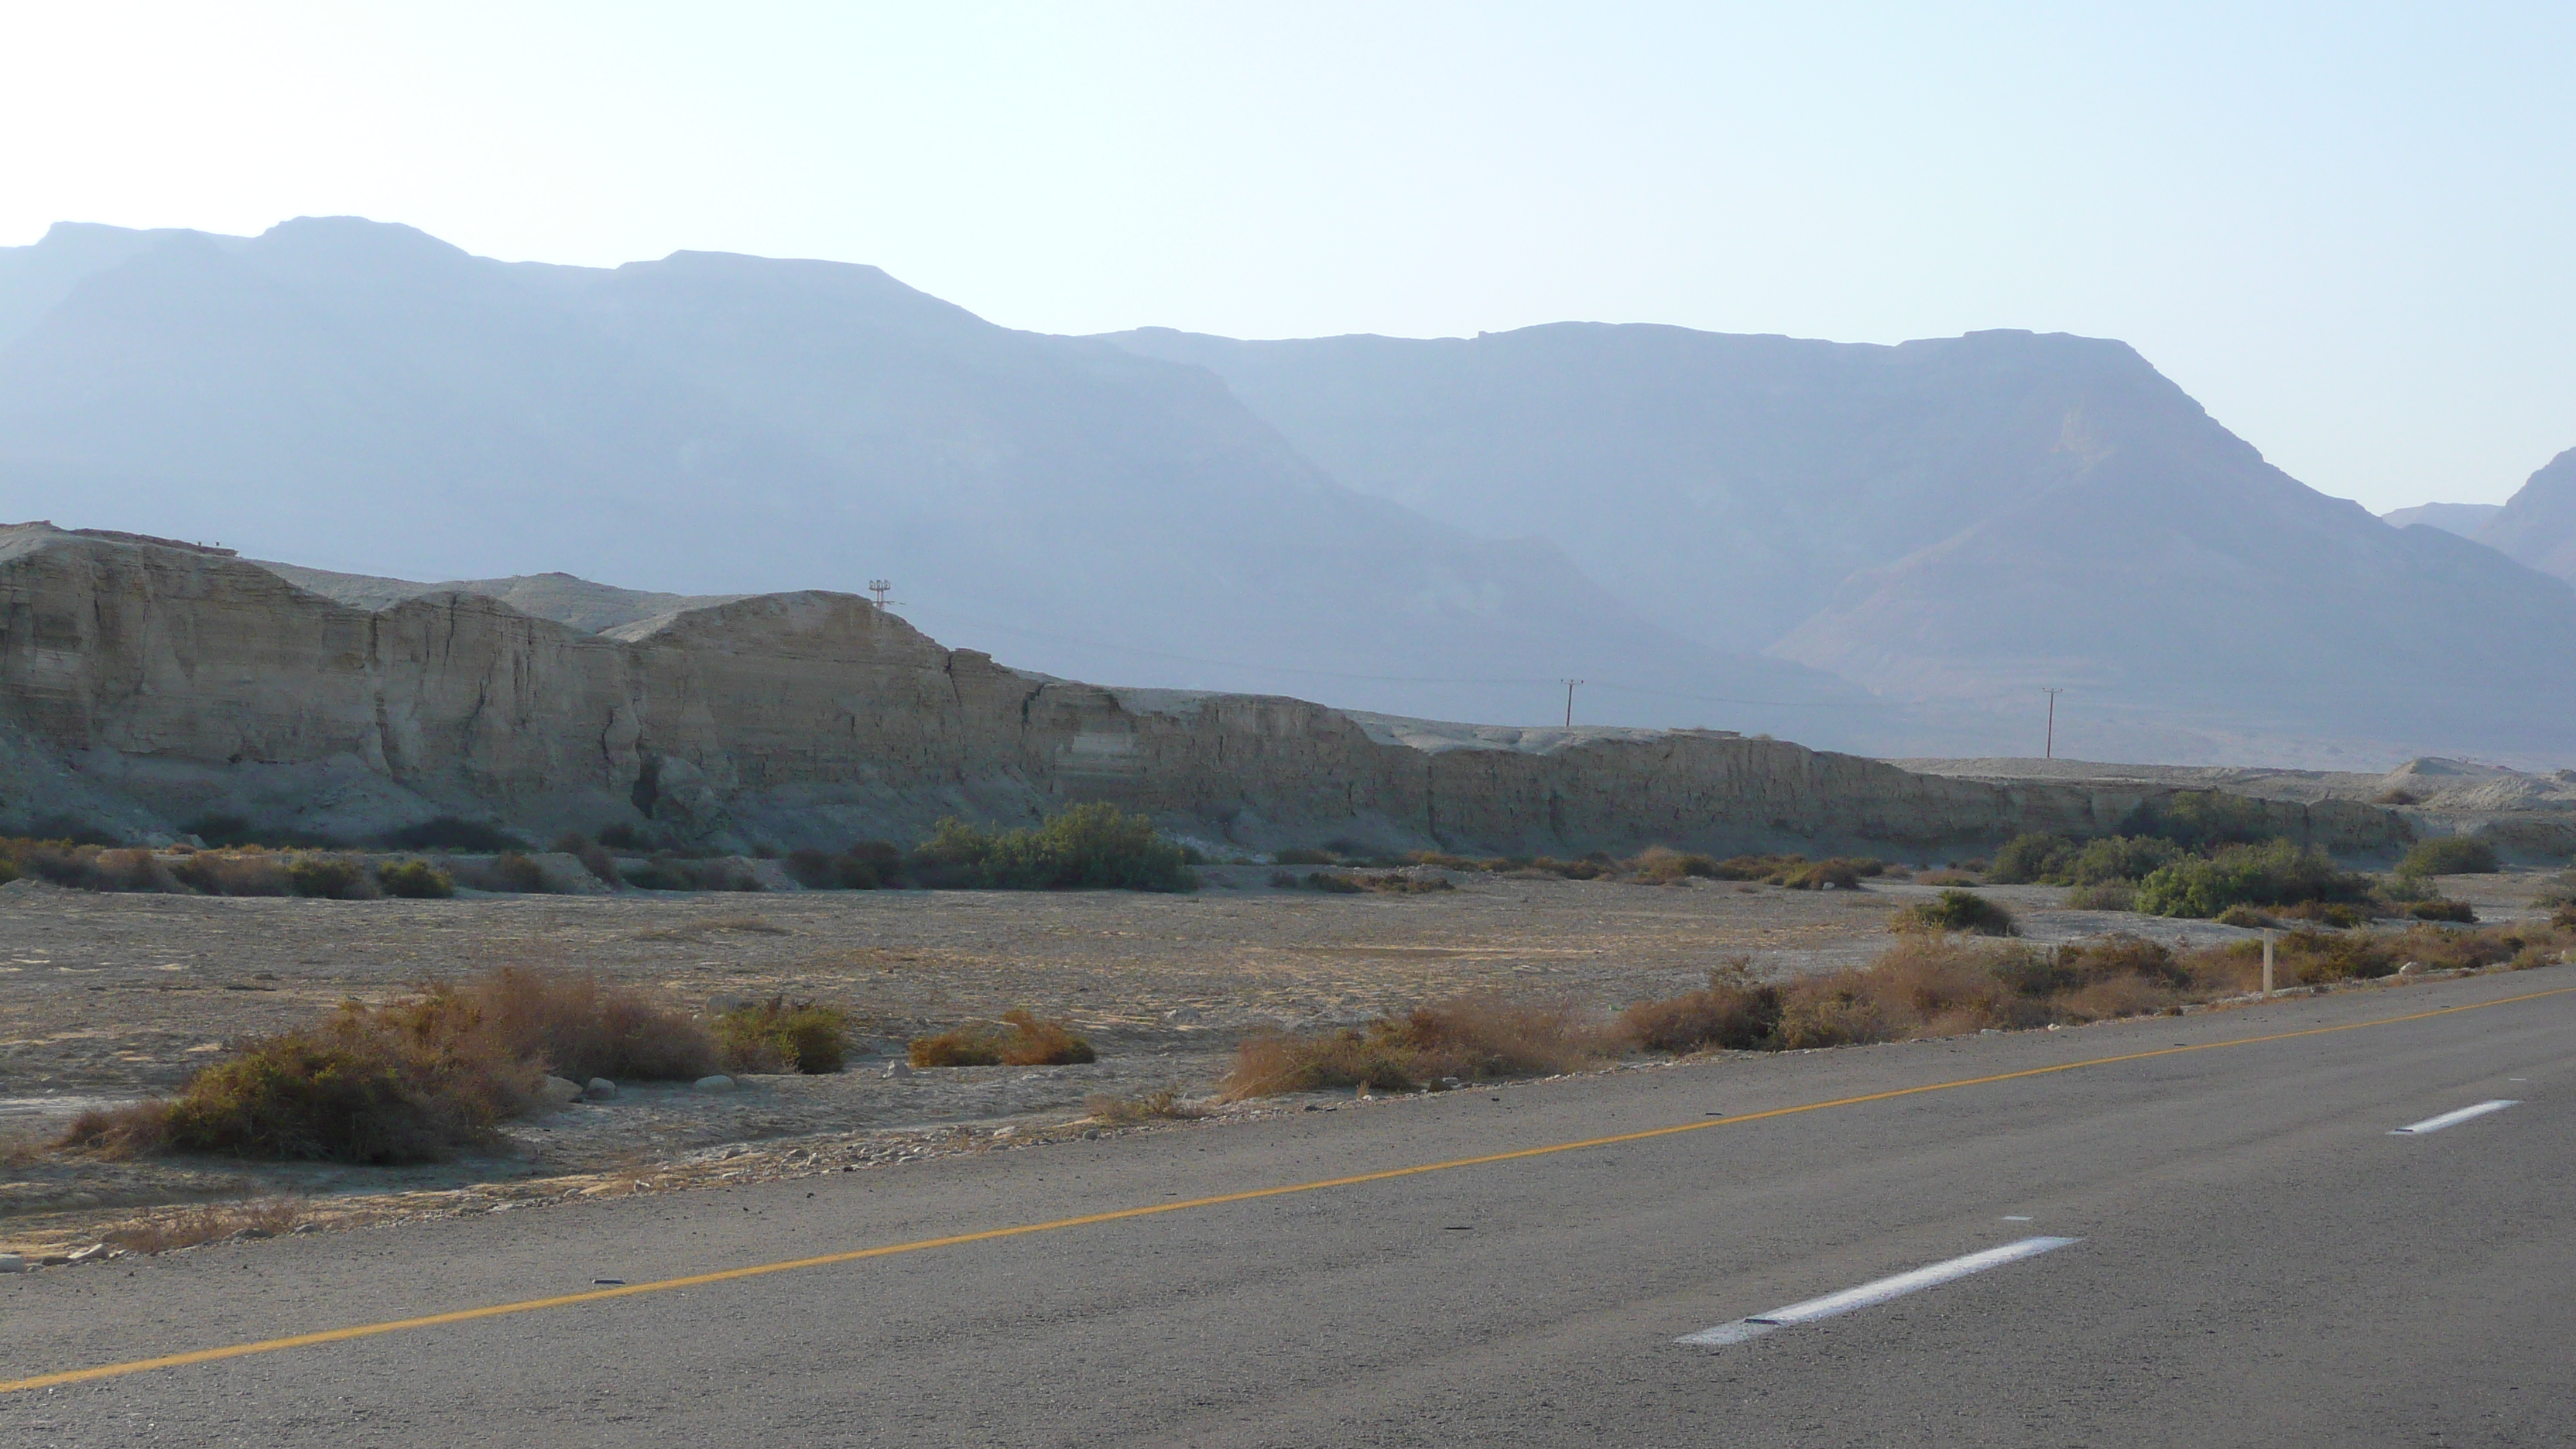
left=1222, top=993, right=1605, bottom=1098
left=172, top=851, right=293, bottom=896
left=1916, top=868, right=1981, bottom=886
left=1617, top=961, right=1779, bottom=1051
left=1088, top=1088, right=1207, bottom=1125
left=57, top=1101, right=176, bottom=1159
left=1629, top=847, right=1718, bottom=884
left=59, top=968, right=714, bottom=1165
left=402, top=966, right=717, bottom=1082
left=998, top=1010, right=1096, bottom=1066
left=106, top=1197, right=306, bottom=1255
left=909, top=1011, right=1096, bottom=1068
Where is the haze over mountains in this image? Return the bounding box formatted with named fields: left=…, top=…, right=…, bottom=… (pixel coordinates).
left=2, top=217, right=2570, bottom=766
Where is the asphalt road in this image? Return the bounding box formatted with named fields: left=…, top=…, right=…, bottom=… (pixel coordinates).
left=5, top=968, right=2571, bottom=1447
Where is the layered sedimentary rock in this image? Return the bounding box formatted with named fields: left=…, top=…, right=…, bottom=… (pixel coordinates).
left=0, top=524, right=2411, bottom=859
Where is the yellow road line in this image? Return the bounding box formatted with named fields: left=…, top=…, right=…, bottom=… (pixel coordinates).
left=7, top=982, right=2567, bottom=1395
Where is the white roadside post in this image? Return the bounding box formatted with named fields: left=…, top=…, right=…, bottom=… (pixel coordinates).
left=2262, top=928, right=2276, bottom=997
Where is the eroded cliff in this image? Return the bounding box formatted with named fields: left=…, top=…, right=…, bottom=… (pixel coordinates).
left=0, top=525, right=2410, bottom=859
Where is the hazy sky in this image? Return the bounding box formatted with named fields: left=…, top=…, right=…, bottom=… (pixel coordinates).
left=7, top=2, right=2570, bottom=511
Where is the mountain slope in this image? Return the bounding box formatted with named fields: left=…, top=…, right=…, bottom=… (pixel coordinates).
left=2382, top=502, right=2502, bottom=536
left=1107, top=324, right=2576, bottom=760
left=0, top=218, right=1872, bottom=737
left=2475, top=447, right=2576, bottom=585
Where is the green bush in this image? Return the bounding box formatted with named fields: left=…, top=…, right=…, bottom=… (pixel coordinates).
left=2397, top=837, right=2500, bottom=879
left=909, top=804, right=1197, bottom=892
left=2407, top=899, right=2478, bottom=923
left=287, top=856, right=374, bottom=899
left=714, top=997, right=849, bottom=1073
left=2133, top=840, right=2372, bottom=918
left=1988, top=834, right=2074, bottom=885
left=2064, top=835, right=2184, bottom=885
left=377, top=860, right=456, bottom=899
left=1893, top=889, right=2019, bottom=937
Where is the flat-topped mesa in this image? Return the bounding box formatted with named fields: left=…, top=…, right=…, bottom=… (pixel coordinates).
left=0, top=524, right=2412, bottom=858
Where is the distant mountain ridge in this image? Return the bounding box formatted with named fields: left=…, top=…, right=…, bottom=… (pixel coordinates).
left=2, top=217, right=2569, bottom=765
left=2381, top=502, right=2502, bottom=536
left=1107, top=324, right=2576, bottom=762
left=2472, top=447, right=2576, bottom=586
left=0, top=217, right=1869, bottom=742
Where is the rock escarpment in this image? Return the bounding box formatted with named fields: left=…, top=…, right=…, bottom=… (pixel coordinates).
left=0, top=525, right=2409, bottom=859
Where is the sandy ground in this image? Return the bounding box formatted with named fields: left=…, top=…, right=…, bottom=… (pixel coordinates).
left=1, top=863, right=2560, bottom=1259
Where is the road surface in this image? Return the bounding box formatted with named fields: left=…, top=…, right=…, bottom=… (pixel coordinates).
left=4, top=966, right=2569, bottom=1447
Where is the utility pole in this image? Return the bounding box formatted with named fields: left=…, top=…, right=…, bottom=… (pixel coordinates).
left=867, top=579, right=896, bottom=611
left=1562, top=679, right=1583, bottom=728
left=2042, top=687, right=2063, bottom=760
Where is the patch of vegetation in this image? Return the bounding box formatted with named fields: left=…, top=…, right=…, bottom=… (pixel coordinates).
left=1615, top=961, right=1780, bottom=1051
left=1222, top=994, right=1602, bottom=1098
left=105, top=1197, right=306, bottom=1255
left=1986, top=833, right=2073, bottom=885
left=1892, top=889, right=2019, bottom=937
left=58, top=967, right=719, bottom=1165
left=1087, top=1088, right=1208, bottom=1125
left=376, top=860, right=456, bottom=899
left=1273, top=847, right=1338, bottom=865
left=908, top=804, right=1197, bottom=892
left=1629, top=847, right=1720, bottom=884
left=2061, top=880, right=2139, bottom=911
left=908, top=1010, right=1097, bottom=1068
left=2133, top=841, right=2372, bottom=918
left=287, top=855, right=376, bottom=899
left=173, top=851, right=293, bottom=896
left=712, top=996, right=850, bottom=1074
left=2397, top=837, right=2500, bottom=879
left=1990, top=833, right=2183, bottom=887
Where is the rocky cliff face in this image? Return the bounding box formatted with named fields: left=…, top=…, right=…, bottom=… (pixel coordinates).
left=0, top=525, right=2410, bottom=860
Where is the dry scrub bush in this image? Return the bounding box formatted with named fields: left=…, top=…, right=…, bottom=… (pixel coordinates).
left=107, top=1197, right=307, bottom=1255
left=60, top=968, right=716, bottom=1164
left=1615, top=961, right=1779, bottom=1051
left=1623, top=934, right=2211, bottom=1055
left=713, top=997, right=849, bottom=1074
left=1088, top=1088, right=1207, bottom=1125
left=1222, top=994, right=1605, bottom=1098
left=2062, top=881, right=2139, bottom=911
left=173, top=851, right=293, bottom=896
left=286, top=855, right=377, bottom=899
left=1892, top=889, right=2019, bottom=937
left=909, top=1011, right=1096, bottom=1068
left=375, top=859, right=455, bottom=899
left=1629, top=847, right=1719, bottom=884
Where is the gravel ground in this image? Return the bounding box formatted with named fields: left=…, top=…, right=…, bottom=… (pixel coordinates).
left=1, top=863, right=2557, bottom=1259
